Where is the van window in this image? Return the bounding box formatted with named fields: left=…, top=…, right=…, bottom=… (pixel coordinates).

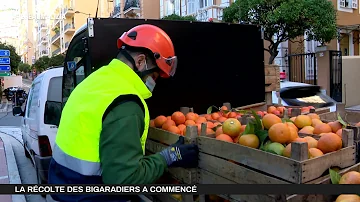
left=25, top=85, right=34, bottom=118
left=75, top=65, right=85, bottom=85
left=47, top=76, right=62, bottom=102
left=28, top=82, right=41, bottom=120
left=44, top=76, right=62, bottom=126
left=63, top=35, right=86, bottom=105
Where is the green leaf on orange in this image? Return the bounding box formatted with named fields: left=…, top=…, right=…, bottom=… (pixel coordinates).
left=251, top=109, right=263, bottom=132
left=329, top=168, right=341, bottom=184
left=256, top=129, right=268, bottom=144
left=282, top=118, right=294, bottom=123
left=243, top=122, right=255, bottom=135
left=207, top=106, right=218, bottom=114
left=337, top=113, right=348, bottom=127
left=221, top=109, right=230, bottom=114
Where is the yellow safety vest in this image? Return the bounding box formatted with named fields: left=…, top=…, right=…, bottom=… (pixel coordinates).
left=52, top=59, right=151, bottom=176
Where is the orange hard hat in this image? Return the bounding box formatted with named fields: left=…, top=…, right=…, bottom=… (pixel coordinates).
left=117, top=24, right=177, bottom=78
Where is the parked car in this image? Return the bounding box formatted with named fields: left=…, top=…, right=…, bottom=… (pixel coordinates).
left=271, top=81, right=337, bottom=112
left=12, top=66, right=63, bottom=186
left=3, top=86, right=23, bottom=101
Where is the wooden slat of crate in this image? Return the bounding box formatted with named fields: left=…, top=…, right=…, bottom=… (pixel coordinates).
left=287, top=163, right=360, bottom=202
left=147, top=127, right=187, bottom=145
left=145, top=139, right=197, bottom=184
left=319, top=110, right=360, bottom=125
left=197, top=135, right=356, bottom=184
left=199, top=153, right=288, bottom=184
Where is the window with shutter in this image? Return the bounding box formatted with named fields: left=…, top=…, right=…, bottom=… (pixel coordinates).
left=160, top=0, right=164, bottom=18
left=207, top=0, right=213, bottom=7
left=352, top=0, right=358, bottom=8
left=175, top=0, right=180, bottom=15
left=187, top=0, right=195, bottom=14
left=340, top=0, right=345, bottom=7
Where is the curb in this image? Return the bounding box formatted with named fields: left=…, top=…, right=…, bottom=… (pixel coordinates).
left=0, top=134, right=26, bottom=202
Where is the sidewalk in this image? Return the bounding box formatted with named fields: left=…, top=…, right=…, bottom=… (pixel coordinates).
left=0, top=139, right=11, bottom=202
left=0, top=134, right=26, bottom=202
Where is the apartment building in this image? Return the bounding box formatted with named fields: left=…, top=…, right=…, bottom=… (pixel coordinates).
left=18, top=0, right=36, bottom=65
left=160, top=0, right=232, bottom=22
left=110, top=0, right=160, bottom=19
left=49, top=0, right=111, bottom=56
left=34, top=0, right=52, bottom=59
left=288, top=0, right=360, bottom=57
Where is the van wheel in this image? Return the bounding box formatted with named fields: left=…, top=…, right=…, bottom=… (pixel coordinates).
left=24, top=145, right=30, bottom=158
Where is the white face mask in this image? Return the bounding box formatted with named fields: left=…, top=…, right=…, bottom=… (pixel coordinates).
left=145, top=76, right=156, bottom=92
left=142, top=60, right=156, bottom=92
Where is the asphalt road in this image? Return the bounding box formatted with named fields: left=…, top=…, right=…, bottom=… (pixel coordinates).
left=0, top=78, right=46, bottom=202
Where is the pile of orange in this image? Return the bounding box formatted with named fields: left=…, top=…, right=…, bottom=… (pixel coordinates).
left=260, top=113, right=344, bottom=159
left=204, top=106, right=242, bottom=123
left=259, top=106, right=316, bottom=118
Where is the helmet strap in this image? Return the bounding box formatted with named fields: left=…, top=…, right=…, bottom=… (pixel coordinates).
left=119, top=47, right=160, bottom=78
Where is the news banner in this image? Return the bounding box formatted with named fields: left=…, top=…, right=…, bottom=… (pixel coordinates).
left=0, top=184, right=358, bottom=195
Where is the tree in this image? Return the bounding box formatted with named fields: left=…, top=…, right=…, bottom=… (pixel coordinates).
left=48, top=54, right=65, bottom=67
left=162, top=14, right=197, bottom=21
left=33, top=54, right=65, bottom=72
left=18, top=62, right=31, bottom=73
left=222, top=0, right=337, bottom=64
left=33, top=56, right=50, bottom=72
left=0, top=42, right=21, bottom=73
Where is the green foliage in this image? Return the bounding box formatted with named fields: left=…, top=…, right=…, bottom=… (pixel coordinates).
left=222, top=0, right=337, bottom=64
left=49, top=54, right=65, bottom=67
left=33, top=54, right=65, bottom=72
left=329, top=168, right=341, bottom=184
left=18, top=62, right=31, bottom=73
left=0, top=42, right=21, bottom=74
left=162, top=14, right=197, bottom=21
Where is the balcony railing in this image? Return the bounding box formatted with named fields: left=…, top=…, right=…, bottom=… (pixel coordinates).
left=52, top=48, right=61, bottom=55
left=64, top=23, right=75, bottom=32
left=64, top=6, right=74, bottom=14
left=196, top=5, right=225, bottom=22
left=65, top=41, right=70, bottom=49
left=52, top=32, right=60, bottom=42
left=111, top=3, right=121, bottom=18
left=41, top=50, right=49, bottom=55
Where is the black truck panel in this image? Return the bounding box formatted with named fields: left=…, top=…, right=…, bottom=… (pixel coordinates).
left=64, top=18, right=266, bottom=118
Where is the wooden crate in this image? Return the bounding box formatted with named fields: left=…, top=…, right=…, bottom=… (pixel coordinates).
left=145, top=123, right=356, bottom=202
left=286, top=162, right=360, bottom=202
left=265, top=64, right=280, bottom=93
left=318, top=103, right=360, bottom=163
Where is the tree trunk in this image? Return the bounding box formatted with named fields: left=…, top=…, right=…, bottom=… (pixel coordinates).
left=268, top=49, right=279, bottom=65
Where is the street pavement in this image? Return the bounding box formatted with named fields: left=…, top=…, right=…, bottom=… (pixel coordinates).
left=0, top=78, right=46, bottom=202
left=22, top=79, right=32, bottom=92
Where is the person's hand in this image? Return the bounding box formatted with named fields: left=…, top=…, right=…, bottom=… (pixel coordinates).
left=159, top=136, right=199, bottom=168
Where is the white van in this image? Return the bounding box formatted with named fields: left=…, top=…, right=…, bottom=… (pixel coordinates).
left=13, top=66, right=63, bottom=184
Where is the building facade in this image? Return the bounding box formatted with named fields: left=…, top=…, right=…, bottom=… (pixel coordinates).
left=160, top=0, right=232, bottom=22
left=18, top=0, right=36, bottom=65
left=110, top=0, right=160, bottom=19
left=288, top=0, right=360, bottom=57
left=50, top=0, right=112, bottom=56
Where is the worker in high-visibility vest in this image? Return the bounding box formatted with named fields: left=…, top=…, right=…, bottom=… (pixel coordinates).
left=47, top=24, right=199, bottom=202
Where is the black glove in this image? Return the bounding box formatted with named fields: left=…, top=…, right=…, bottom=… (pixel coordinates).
left=159, top=136, right=199, bottom=168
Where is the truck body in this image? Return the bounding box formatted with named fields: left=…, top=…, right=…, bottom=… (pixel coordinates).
left=62, top=18, right=266, bottom=118
left=3, top=75, right=22, bottom=89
